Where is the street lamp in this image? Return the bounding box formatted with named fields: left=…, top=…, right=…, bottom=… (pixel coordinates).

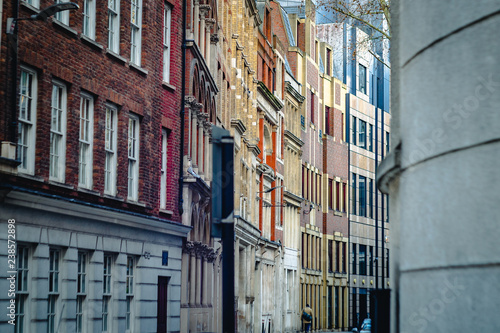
left=5, top=2, right=79, bottom=151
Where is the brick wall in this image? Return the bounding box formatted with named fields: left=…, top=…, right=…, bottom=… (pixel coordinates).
left=0, top=0, right=183, bottom=222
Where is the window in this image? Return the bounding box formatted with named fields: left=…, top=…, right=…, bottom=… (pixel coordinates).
left=386, top=131, right=390, bottom=155
left=359, top=176, right=366, bottom=217
left=368, top=124, right=373, bottom=152
left=351, top=173, right=356, bottom=215
left=343, top=183, right=347, bottom=213
left=342, top=242, right=346, bottom=273
left=130, top=0, right=143, bottom=65
left=83, top=0, right=96, bottom=39
left=351, top=116, right=356, bottom=145
left=76, top=252, right=87, bottom=333
left=24, top=0, right=39, bottom=8
left=328, top=179, right=333, bottom=209
left=50, top=82, right=67, bottom=182
left=325, top=106, right=331, bottom=136
left=310, top=90, right=314, bottom=124
left=55, top=0, right=69, bottom=24
left=108, top=0, right=120, bottom=53
left=48, top=249, right=60, bottom=333
left=336, top=181, right=340, bottom=211
left=16, top=246, right=29, bottom=333
left=352, top=244, right=357, bottom=275
left=18, top=67, right=37, bottom=175
left=369, top=246, right=374, bottom=276
left=359, top=245, right=366, bottom=275
left=326, top=49, right=331, bottom=76
left=386, top=249, right=390, bottom=278
left=328, top=240, right=333, bottom=272
left=102, top=255, right=113, bottom=332
left=358, top=119, right=366, bottom=148
left=105, top=105, right=117, bottom=195
left=160, top=129, right=168, bottom=209
left=126, top=256, right=135, bottom=331
left=385, top=194, right=390, bottom=221
left=79, top=94, right=93, bottom=189
left=369, top=179, right=374, bottom=219
left=128, top=115, right=140, bottom=201
left=359, top=64, right=367, bottom=94
left=163, top=5, right=171, bottom=82
left=335, top=241, right=340, bottom=272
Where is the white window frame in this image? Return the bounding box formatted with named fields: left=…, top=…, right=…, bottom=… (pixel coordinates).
left=127, top=115, right=140, bottom=201
left=163, top=4, right=171, bottom=82
left=15, top=246, right=29, bottom=333
left=76, top=252, right=87, bottom=333
left=82, top=0, right=96, bottom=39
left=359, top=63, right=367, bottom=95
left=358, top=119, right=366, bottom=149
left=55, top=0, right=69, bottom=25
left=79, top=94, right=94, bottom=189
left=50, top=81, right=67, bottom=183
left=130, top=0, right=143, bottom=65
left=126, top=256, right=135, bottom=332
left=160, top=129, right=168, bottom=209
left=104, top=105, right=118, bottom=196
left=102, top=254, right=113, bottom=332
left=24, top=0, right=40, bottom=8
left=18, top=66, right=37, bottom=175
left=108, top=0, right=120, bottom=53
left=48, top=249, right=60, bottom=333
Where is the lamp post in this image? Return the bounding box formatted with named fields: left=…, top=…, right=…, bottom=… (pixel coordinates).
left=5, top=2, right=78, bottom=153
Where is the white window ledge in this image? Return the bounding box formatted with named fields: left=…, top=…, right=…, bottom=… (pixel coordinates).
left=52, top=19, right=78, bottom=37
left=80, top=35, right=103, bottom=50
left=106, top=49, right=127, bottom=64
left=129, top=62, right=148, bottom=76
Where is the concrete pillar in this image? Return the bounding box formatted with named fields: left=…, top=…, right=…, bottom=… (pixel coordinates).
left=193, top=1, right=200, bottom=45
left=200, top=19, right=206, bottom=57
left=379, top=1, right=500, bottom=332
left=202, top=258, right=208, bottom=306
left=196, top=255, right=202, bottom=305
left=198, top=121, right=204, bottom=172
left=189, top=254, right=196, bottom=305
left=191, top=114, right=198, bottom=165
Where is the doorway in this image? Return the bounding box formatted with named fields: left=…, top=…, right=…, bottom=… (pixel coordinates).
left=157, top=276, right=170, bottom=333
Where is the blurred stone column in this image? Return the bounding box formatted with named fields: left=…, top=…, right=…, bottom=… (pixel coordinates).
left=380, top=1, right=500, bottom=332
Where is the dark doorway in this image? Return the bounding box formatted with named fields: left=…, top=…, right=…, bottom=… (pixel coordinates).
left=359, top=288, right=368, bottom=325
left=157, top=276, right=169, bottom=333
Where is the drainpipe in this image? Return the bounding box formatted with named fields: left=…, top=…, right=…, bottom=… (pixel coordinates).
left=179, top=0, right=187, bottom=216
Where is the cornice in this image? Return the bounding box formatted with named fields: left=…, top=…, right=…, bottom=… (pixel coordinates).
left=257, top=81, right=284, bottom=111
left=285, top=82, right=305, bottom=103
left=231, top=119, right=247, bottom=135
left=284, top=129, right=304, bottom=148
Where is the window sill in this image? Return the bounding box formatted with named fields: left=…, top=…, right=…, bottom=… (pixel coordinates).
left=129, top=62, right=148, bottom=76
left=17, top=173, right=44, bottom=182
left=80, top=35, right=103, bottom=51
left=20, top=1, right=40, bottom=13
left=103, top=194, right=124, bottom=201
left=77, top=187, right=101, bottom=196
left=159, top=209, right=174, bottom=215
left=52, top=19, right=78, bottom=37
left=105, top=49, right=127, bottom=64
left=126, top=199, right=146, bottom=207
left=48, top=180, right=74, bottom=190
left=162, top=81, right=176, bottom=91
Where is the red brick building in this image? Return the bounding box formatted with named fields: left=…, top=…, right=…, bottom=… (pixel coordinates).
left=0, top=1, right=189, bottom=332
